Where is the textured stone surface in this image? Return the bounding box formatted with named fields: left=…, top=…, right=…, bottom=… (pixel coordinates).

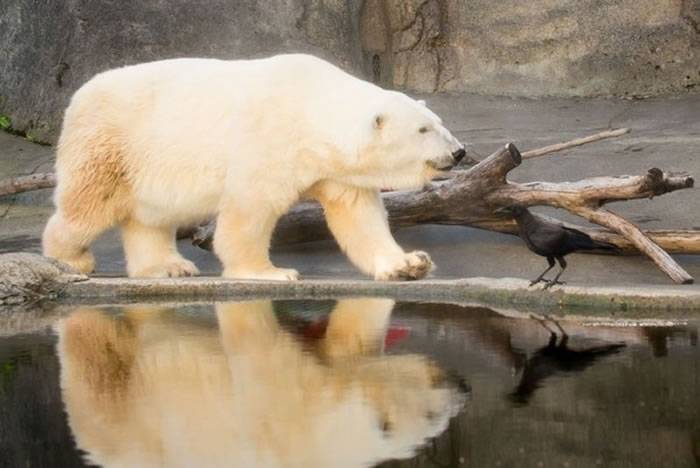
left=0, top=253, right=86, bottom=304
left=361, top=0, right=700, bottom=96
left=61, top=276, right=700, bottom=313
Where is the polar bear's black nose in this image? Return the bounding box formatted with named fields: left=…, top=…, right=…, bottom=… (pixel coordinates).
left=452, top=148, right=466, bottom=163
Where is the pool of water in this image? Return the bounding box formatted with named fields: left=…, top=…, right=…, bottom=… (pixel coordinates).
left=0, top=299, right=698, bottom=468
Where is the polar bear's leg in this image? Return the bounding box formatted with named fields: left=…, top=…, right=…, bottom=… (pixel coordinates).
left=313, top=182, right=433, bottom=281
left=216, top=301, right=280, bottom=354
left=42, top=212, right=108, bottom=274
left=214, top=200, right=299, bottom=280
left=120, top=218, right=199, bottom=278
left=322, top=298, right=395, bottom=360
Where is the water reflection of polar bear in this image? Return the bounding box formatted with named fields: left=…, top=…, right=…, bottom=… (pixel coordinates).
left=57, top=299, right=468, bottom=468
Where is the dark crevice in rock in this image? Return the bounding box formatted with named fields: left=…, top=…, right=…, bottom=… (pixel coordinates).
left=681, top=0, right=700, bottom=35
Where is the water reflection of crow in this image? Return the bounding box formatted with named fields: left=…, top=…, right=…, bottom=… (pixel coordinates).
left=509, top=316, right=626, bottom=405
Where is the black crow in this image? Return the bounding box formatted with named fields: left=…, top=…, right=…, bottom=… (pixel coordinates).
left=497, top=206, right=619, bottom=288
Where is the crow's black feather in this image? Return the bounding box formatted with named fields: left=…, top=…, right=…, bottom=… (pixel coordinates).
left=503, top=206, right=619, bottom=287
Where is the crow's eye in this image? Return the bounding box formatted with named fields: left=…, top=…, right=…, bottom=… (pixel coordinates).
left=419, top=126, right=429, bottom=134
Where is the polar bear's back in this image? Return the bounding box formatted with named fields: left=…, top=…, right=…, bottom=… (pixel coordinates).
left=60, top=53, right=379, bottom=165
left=66, top=54, right=373, bottom=127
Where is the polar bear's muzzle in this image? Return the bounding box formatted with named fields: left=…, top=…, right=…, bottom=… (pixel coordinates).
left=452, top=148, right=466, bottom=164
left=427, top=147, right=466, bottom=171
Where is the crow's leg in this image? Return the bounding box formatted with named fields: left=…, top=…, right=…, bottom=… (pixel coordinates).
left=548, top=318, right=569, bottom=346
left=541, top=315, right=568, bottom=336
left=541, top=315, right=569, bottom=346
left=550, top=318, right=568, bottom=338
left=543, top=256, right=567, bottom=289
left=530, top=256, right=556, bottom=286
left=530, top=314, right=559, bottom=345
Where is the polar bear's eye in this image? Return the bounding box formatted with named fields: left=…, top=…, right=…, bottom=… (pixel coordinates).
left=419, top=126, right=429, bottom=134
left=374, top=115, right=385, bottom=130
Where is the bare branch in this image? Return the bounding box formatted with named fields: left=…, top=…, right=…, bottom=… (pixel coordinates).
left=0, top=173, right=56, bottom=197
left=522, top=128, right=630, bottom=159
left=487, top=168, right=694, bottom=209
left=574, top=207, right=694, bottom=284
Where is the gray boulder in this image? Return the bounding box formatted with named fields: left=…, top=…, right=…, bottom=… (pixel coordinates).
left=0, top=252, right=86, bottom=305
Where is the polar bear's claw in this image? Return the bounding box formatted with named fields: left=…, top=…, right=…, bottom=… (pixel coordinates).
left=375, top=250, right=434, bottom=281
left=399, top=250, right=434, bottom=280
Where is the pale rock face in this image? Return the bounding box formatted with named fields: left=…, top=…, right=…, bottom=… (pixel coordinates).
left=42, top=54, right=463, bottom=281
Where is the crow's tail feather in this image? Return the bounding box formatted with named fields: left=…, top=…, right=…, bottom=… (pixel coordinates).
left=590, top=240, right=621, bottom=252
left=563, top=227, right=621, bottom=253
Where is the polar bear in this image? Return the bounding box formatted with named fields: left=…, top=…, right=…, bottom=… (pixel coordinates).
left=56, top=299, right=468, bottom=467
left=42, top=54, right=465, bottom=280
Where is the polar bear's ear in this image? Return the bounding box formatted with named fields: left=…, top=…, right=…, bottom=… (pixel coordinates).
left=373, top=114, right=385, bottom=130
left=417, top=99, right=426, bottom=107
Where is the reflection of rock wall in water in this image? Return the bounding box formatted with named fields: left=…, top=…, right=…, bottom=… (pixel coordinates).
left=1, top=1, right=699, bottom=143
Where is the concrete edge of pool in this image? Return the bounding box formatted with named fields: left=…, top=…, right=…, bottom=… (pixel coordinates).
left=57, top=276, right=700, bottom=314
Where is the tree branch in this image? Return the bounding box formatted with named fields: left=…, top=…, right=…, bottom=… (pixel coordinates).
left=574, top=207, right=694, bottom=284
left=0, top=173, right=56, bottom=197
left=521, top=128, right=630, bottom=159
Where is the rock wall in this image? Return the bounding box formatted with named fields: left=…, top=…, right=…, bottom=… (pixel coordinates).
left=1, top=0, right=699, bottom=143
left=360, top=0, right=700, bottom=95
left=0, top=0, right=363, bottom=143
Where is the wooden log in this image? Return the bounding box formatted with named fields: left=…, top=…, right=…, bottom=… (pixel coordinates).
left=0, top=173, right=56, bottom=197
left=192, top=202, right=700, bottom=256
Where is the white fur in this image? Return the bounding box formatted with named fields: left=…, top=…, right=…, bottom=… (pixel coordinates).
left=43, top=54, right=463, bottom=280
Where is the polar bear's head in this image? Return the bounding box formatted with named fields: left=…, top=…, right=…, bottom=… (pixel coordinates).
left=349, top=92, right=465, bottom=190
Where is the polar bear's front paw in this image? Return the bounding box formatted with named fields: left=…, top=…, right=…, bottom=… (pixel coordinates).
left=374, top=251, right=434, bottom=281
left=131, top=258, right=200, bottom=278
left=223, top=267, right=300, bottom=281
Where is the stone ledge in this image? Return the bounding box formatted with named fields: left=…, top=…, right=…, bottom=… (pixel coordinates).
left=62, top=276, right=700, bottom=314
